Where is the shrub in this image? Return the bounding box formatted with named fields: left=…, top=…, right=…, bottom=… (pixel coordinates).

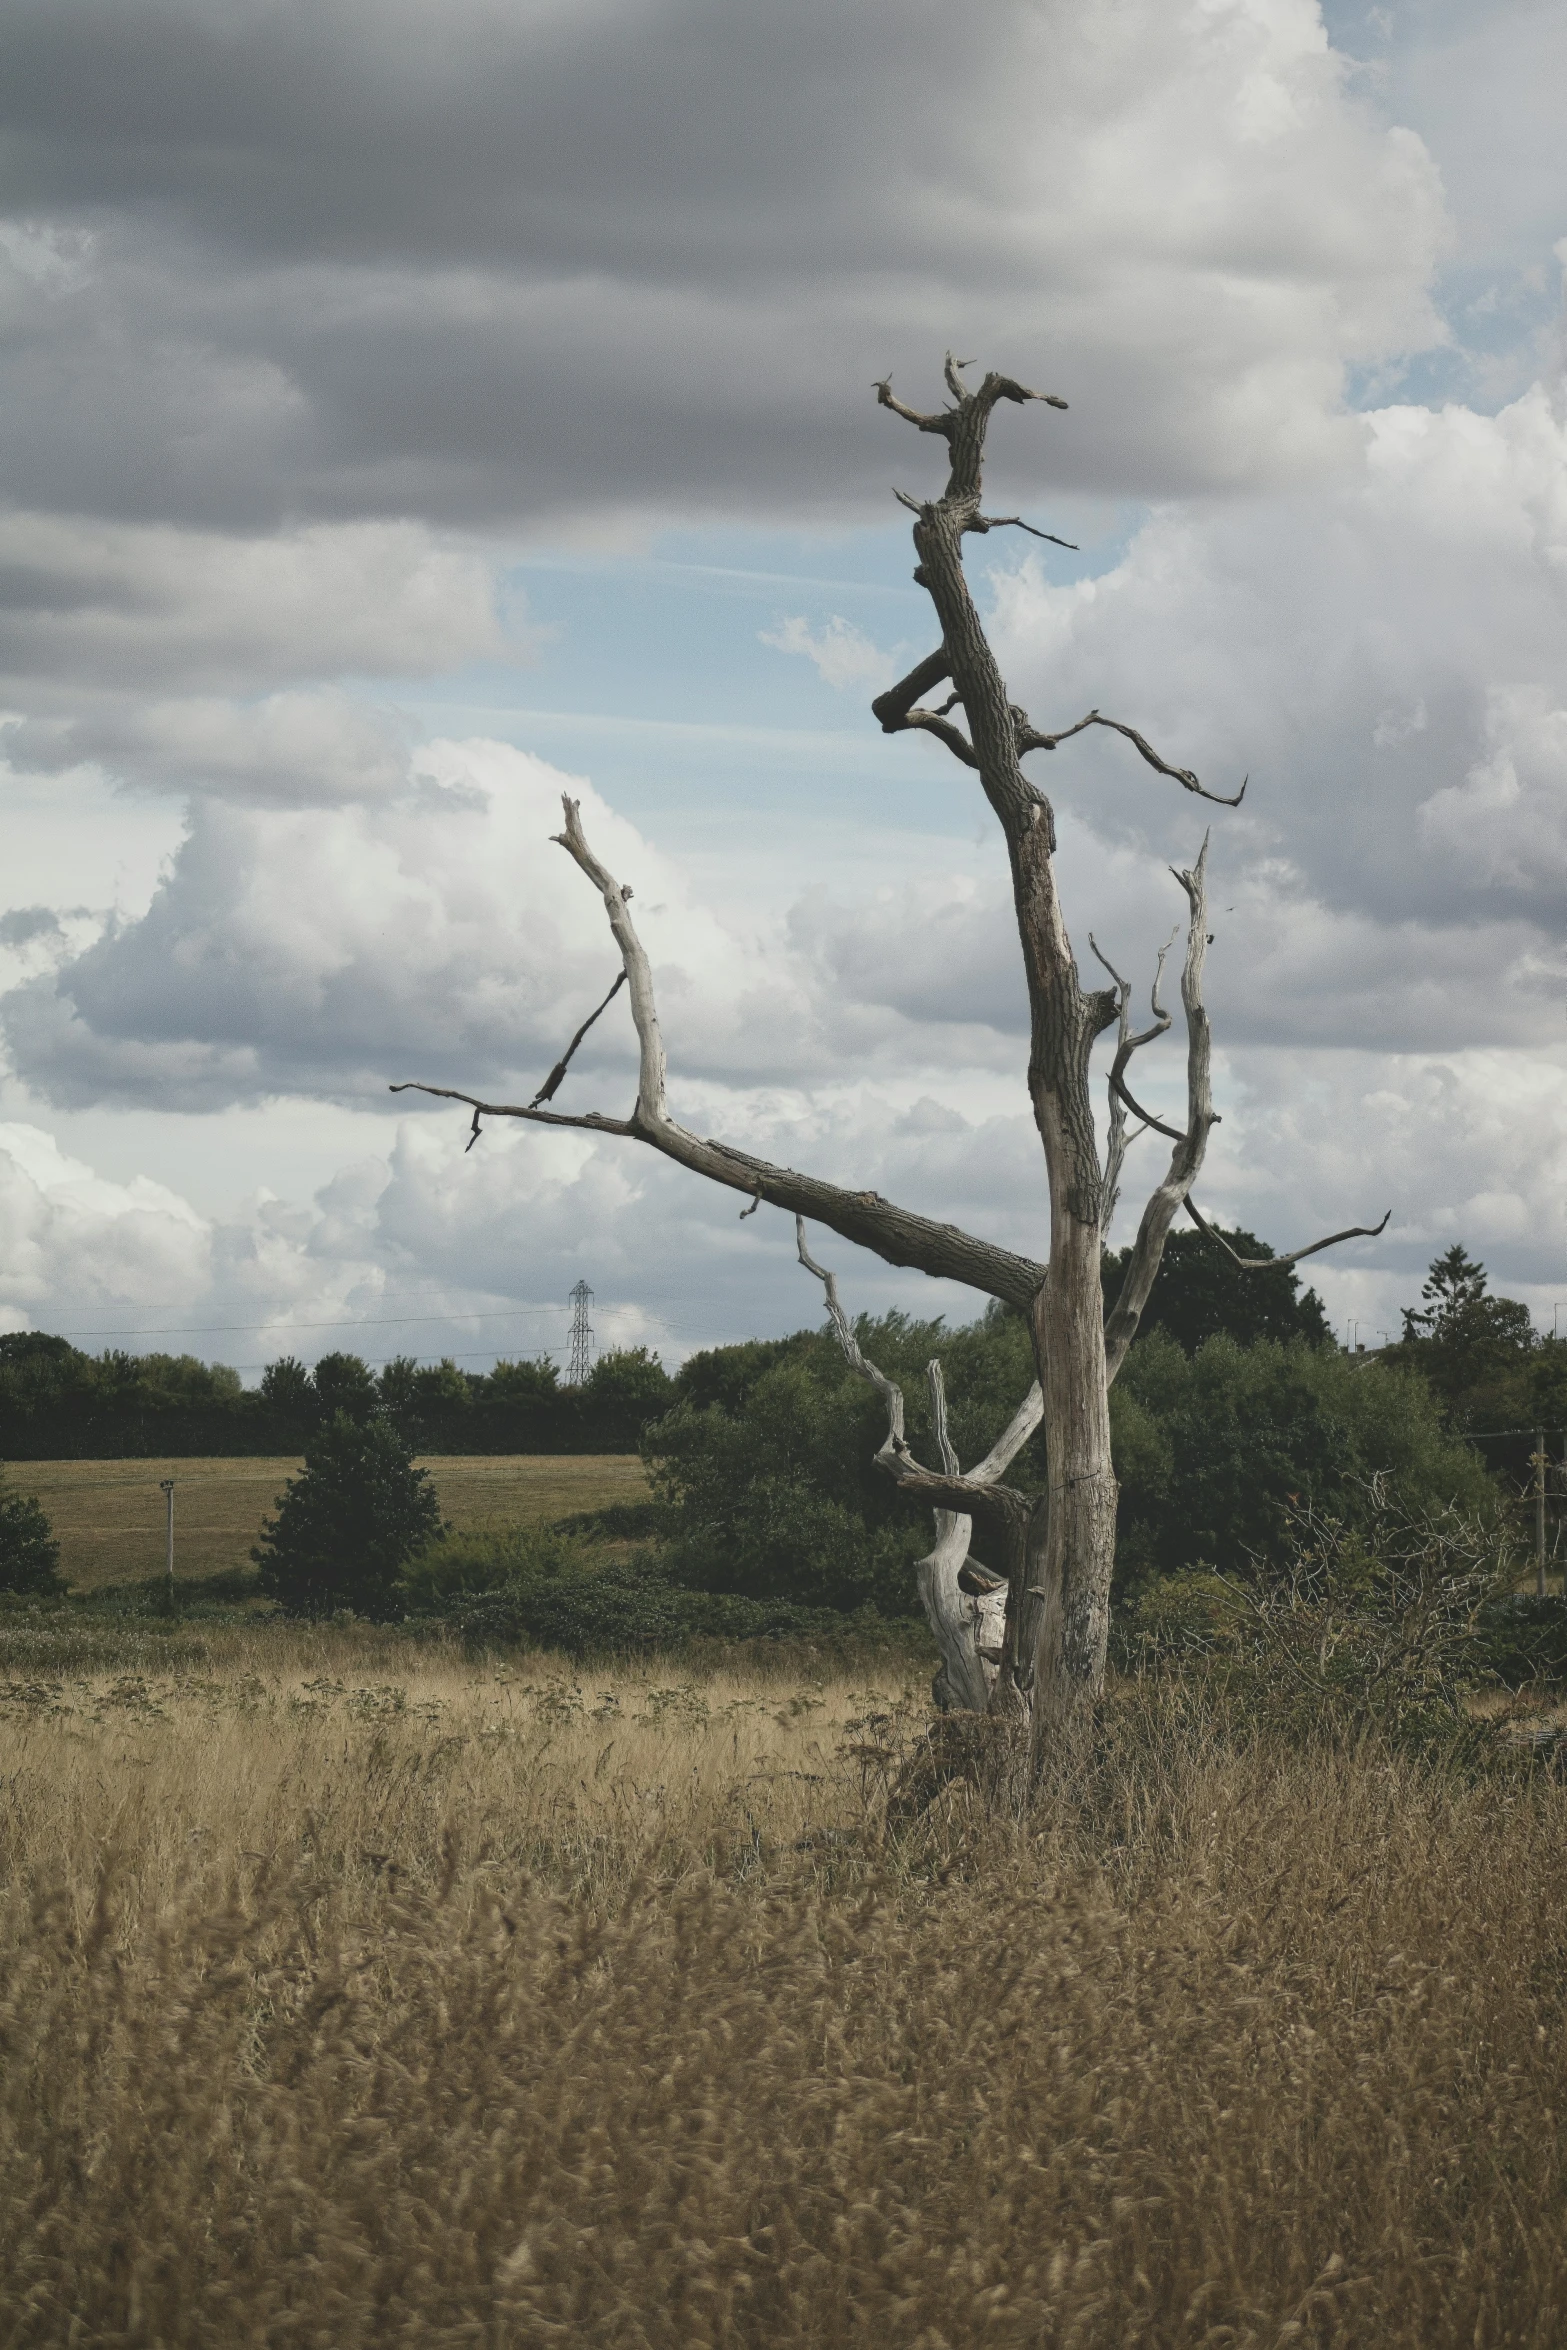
left=253, top=1412, right=444, bottom=1618
left=428, top=1543, right=878, bottom=1658
left=1119, top=1478, right=1510, bottom=1756
left=0, top=1483, right=64, bottom=1596
left=1111, top=1330, right=1497, bottom=1596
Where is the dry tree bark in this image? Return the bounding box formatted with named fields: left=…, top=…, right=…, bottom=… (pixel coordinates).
left=394, top=355, right=1386, bottom=1768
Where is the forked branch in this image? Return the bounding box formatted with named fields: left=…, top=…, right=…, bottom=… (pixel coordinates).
left=1091, top=927, right=1176, bottom=1226
left=796, top=1216, right=1043, bottom=1710
left=393, top=797, right=1047, bottom=1313
left=1101, top=841, right=1218, bottom=1382
left=795, top=1217, right=1037, bottom=1530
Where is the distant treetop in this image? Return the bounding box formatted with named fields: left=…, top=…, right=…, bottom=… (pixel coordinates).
left=1101, top=1223, right=1332, bottom=1357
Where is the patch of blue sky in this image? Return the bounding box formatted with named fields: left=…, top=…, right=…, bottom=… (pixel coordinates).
left=390, top=506, right=1145, bottom=847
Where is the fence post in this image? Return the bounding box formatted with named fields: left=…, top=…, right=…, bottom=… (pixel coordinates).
left=1535, top=1433, right=1546, bottom=1599
left=159, top=1478, right=175, bottom=1608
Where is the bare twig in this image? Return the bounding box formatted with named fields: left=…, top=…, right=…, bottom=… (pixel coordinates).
left=974, top=515, right=1080, bottom=551
left=1091, top=927, right=1176, bottom=1225
left=1102, top=840, right=1218, bottom=1381
left=529, top=969, right=628, bottom=1107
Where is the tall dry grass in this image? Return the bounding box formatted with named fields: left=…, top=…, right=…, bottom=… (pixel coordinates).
left=3, top=1624, right=1566, bottom=2345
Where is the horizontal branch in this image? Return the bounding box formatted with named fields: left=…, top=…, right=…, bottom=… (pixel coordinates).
left=1015, top=708, right=1246, bottom=808
left=1184, top=1194, right=1392, bottom=1271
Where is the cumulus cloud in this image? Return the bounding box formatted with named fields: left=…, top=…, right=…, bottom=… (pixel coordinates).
left=0, top=513, right=513, bottom=805
left=0, top=740, right=844, bottom=1111
left=979, top=381, right=1567, bottom=1047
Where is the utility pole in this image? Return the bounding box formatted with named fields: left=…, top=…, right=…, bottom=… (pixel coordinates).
left=566, top=1280, right=594, bottom=1387
left=159, top=1477, right=175, bottom=1608
left=1535, top=1432, right=1546, bottom=1599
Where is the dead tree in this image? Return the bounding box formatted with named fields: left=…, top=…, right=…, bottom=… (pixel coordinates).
left=394, top=355, right=1385, bottom=1762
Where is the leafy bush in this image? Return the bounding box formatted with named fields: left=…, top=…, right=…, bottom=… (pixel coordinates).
left=253, top=1413, right=444, bottom=1618
left=1476, top=1592, right=1567, bottom=1689
left=0, top=1483, right=64, bottom=1596
left=647, top=1303, right=1498, bottom=1617
left=1111, top=1331, right=1496, bottom=1597
left=1118, top=1479, right=1510, bottom=1755
left=398, top=1524, right=578, bottom=1611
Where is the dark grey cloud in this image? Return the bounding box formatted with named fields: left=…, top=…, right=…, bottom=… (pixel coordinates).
left=0, top=0, right=1446, bottom=531
left=0, top=905, right=61, bottom=948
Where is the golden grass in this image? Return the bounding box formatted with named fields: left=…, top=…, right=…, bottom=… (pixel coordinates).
left=3, top=1619, right=1567, bottom=2345
left=5, top=1452, right=649, bottom=1590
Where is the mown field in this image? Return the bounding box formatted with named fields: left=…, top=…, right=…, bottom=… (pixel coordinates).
left=3, top=1600, right=1567, bottom=2346
left=9, top=1453, right=650, bottom=1591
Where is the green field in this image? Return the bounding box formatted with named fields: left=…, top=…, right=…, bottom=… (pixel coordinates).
left=7, top=1453, right=650, bottom=1592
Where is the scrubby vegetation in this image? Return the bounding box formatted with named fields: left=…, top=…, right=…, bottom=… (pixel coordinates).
left=3, top=1613, right=1567, bottom=2346
left=644, top=1242, right=1501, bottom=1618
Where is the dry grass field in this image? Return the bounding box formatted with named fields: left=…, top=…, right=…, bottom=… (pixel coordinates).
left=3, top=1610, right=1567, bottom=2347
left=6, top=1453, right=650, bottom=1591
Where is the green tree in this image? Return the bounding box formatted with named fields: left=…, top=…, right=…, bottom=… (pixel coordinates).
left=257, top=1355, right=314, bottom=1447
left=1390, top=1246, right=1537, bottom=1462
left=476, top=1356, right=563, bottom=1450
left=573, top=1347, right=675, bottom=1449
left=0, top=1481, right=64, bottom=1596
left=650, top=1349, right=922, bottom=1613
left=1102, top=1223, right=1331, bottom=1355
left=252, top=1412, right=444, bottom=1618
left=311, top=1352, right=379, bottom=1426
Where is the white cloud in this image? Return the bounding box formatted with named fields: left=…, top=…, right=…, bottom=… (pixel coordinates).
left=1419, top=687, right=1567, bottom=890
left=760, top=616, right=898, bottom=693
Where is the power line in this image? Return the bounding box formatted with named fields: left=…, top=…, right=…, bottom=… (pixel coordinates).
left=13, top=1303, right=721, bottom=1345
left=41, top=1306, right=571, bottom=1341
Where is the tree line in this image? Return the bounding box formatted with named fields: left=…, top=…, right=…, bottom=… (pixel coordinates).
left=0, top=1334, right=675, bottom=1458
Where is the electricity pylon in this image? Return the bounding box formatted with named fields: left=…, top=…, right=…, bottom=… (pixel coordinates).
left=566, top=1279, right=594, bottom=1386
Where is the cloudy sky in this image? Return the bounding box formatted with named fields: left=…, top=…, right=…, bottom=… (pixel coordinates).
left=0, top=0, right=1563, bottom=1378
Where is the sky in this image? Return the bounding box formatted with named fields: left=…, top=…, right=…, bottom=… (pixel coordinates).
left=0, top=0, right=1563, bottom=1378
